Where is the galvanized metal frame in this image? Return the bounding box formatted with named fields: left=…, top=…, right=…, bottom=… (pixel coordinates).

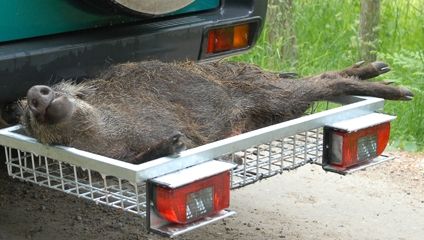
left=0, top=96, right=386, bottom=235
left=0, top=95, right=384, bottom=184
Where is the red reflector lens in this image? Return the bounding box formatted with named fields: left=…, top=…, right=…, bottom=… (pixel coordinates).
left=154, top=171, right=230, bottom=224
left=328, top=122, right=391, bottom=169
left=208, top=27, right=234, bottom=53
left=207, top=23, right=250, bottom=54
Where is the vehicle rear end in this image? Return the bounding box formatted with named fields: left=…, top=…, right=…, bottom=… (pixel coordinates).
left=0, top=0, right=267, bottom=104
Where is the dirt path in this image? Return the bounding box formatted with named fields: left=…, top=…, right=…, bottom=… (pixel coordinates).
left=1, top=150, right=423, bottom=240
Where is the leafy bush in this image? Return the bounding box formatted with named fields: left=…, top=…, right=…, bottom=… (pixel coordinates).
left=232, top=0, right=424, bottom=151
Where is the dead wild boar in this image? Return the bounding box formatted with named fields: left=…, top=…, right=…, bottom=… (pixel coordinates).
left=20, top=60, right=413, bottom=164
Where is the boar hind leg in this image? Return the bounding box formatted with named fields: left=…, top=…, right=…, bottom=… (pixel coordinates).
left=339, top=61, right=391, bottom=80
left=331, top=79, right=413, bottom=101
left=133, top=132, right=186, bottom=164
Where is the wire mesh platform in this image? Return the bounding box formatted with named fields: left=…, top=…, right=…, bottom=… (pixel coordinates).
left=3, top=128, right=322, bottom=216
left=228, top=128, right=323, bottom=188
left=0, top=96, right=385, bottom=222
left=5, top=147, right=147, bottom=216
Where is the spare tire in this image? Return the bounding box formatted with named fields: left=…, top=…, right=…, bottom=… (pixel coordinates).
left=83, top=0, right=195, bottom=16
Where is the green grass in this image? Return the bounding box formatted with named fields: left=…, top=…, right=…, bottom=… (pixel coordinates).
left=232, top=0, right=424, bottom=151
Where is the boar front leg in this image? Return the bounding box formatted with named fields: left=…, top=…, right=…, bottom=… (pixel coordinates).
left=132, top=132, right=186, bottom=164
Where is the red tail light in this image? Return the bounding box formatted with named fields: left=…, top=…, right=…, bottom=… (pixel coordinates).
left=325, top=122, right=391, bottom=170
left=206, top=23, right=251, bottom=54
left=153, top=171, right=230, bottom=224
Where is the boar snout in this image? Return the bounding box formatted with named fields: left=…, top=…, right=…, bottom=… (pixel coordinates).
left=27, top=85, right=74, bottom=124
left=27, top=85, right=54, bottom=119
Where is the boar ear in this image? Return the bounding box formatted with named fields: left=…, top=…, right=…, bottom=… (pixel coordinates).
left=0, top=102, right=22, bottom=126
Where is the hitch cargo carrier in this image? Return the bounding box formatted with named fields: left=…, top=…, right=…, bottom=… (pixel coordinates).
left=0, top=96, right=394, bottom=237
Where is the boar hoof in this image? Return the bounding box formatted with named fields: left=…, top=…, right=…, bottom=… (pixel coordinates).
left=133, top=131, right=186, bottom=163
left=342, top=61, right=391, bottom=80
left=399, top=87, right=414, bottom=101
left=168, top=131, right=186, bottom=156
left=371, top=61, right=391, bottom=75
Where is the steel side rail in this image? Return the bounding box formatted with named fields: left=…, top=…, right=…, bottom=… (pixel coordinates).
left=0, top=125, right=138, bottom=183
left=0, top=96, right=384, bottom=183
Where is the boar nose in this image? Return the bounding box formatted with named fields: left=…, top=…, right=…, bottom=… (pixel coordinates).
left=27, top=85, right=54, bottom=115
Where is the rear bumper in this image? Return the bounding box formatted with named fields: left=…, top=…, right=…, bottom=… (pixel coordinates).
left=0, top=0, right=267, bottom=103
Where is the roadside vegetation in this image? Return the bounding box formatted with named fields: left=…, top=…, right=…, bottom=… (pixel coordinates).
left=232, top=0, right=424, bottom=151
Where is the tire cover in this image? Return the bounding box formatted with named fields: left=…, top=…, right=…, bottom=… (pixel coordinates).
left=112, top=0, right=195, bottom=15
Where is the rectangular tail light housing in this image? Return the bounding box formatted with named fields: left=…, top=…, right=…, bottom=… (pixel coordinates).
left=323, top=113, right=396, bottom=173
left=147, top=160, right=236, bottom=236
left=207, top=24, right=250, bottom=54
left=201, top=20, right=260, bottom=59
left=154, top=171, right=230, bottom=224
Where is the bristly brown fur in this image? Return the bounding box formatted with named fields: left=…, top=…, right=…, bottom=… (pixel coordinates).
left=20, top=60, right=413, bottom=164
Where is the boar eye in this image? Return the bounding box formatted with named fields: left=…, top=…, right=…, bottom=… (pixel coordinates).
left=75, top=89, right=94, bottom=100
left=75, top=93, right=85, bottom=99
left=31, top=99, right=38, bottom=108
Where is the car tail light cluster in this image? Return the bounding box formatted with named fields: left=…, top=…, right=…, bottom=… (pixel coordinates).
left=207, top=23, right=250, bottom=54
left=202, top=21, right=259, bottom=58
left=323, top=113, right=395, bottom=172
left=153, top=171, right=230, bottom=224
